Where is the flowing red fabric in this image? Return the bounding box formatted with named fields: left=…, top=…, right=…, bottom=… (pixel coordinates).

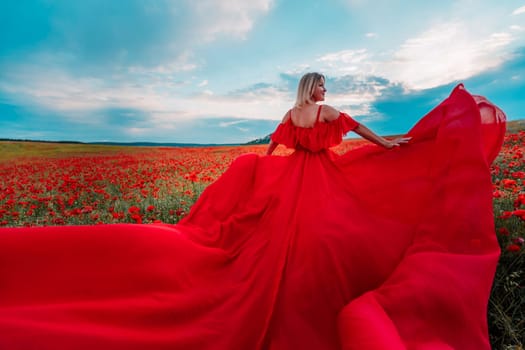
left=0, top=84, right=506, bottom=349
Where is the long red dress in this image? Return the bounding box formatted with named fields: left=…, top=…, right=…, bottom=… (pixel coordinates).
left=0, top=84, right=506, bottom=349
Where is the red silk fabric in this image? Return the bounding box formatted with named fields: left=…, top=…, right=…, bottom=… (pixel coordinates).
left=0, top=85, right=505, bottom=349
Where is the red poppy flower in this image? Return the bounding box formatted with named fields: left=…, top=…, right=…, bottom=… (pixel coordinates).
left=506, top=244, right=521, bottom=253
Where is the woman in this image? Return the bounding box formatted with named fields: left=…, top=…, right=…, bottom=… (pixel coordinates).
left=266, top=72, right=411, bottom=156
left=0, top=72, right=506, bottom=350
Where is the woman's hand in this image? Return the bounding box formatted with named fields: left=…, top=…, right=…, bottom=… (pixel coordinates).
left=266, top=140, right=278, bottom=155
left=353, top=124, right=412, bottom=150
left=384, top=137, right=412, bottom=149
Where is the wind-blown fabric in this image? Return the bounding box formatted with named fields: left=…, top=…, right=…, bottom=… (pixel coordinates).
left=0, top=84, right=505, bottom=349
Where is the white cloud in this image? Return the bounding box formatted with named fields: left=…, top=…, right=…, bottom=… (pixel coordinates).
left=219, top=120, right=248, bottom=127
left=0, top=59, right=292, bottom=135
left=317, top=49, right=368, bottom=65
left=304, top=18, right=518, bottom=91
left=0, top=68, right=108, bottom=112
left=379, top=21, right=515, bottom=89
left=365, top=32, right=377, bottom=38
left=316, top=49, right=370, bottom=75
left=282, top=64, right=312, bottom=76
left=512, top=5, right=525, bottom=15
left=189, top=0, right=274, bottom=41
left=326, top=88, right=386, bottom=117
left=0, top=65, right=168, bottom=123
left=184, top=86, right=292, bottom=119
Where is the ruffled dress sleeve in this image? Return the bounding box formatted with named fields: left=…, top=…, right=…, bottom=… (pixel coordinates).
left=271, top=112, right=359, bottom=151
left=337, top=112, right=360, bottom=135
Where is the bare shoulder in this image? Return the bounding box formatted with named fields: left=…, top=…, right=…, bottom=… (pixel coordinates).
left=320, top=105, right=340, bottom=122
left=281, top=109, right=291, bottom=123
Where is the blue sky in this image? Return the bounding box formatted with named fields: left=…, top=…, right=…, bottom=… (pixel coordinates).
left=1, top=0, right=524, bottom=144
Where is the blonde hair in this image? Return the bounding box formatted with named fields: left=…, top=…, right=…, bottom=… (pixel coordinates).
left=295, top=72, right=325, bottom=107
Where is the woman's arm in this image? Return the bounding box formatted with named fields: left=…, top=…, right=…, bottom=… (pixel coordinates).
left=354, top=124, right=411, bottom=149
left=322, top=105, right=410, bottom=149
left=266, top=111, right=291, bottom=156
left=266, top=140, right=278, bottom=156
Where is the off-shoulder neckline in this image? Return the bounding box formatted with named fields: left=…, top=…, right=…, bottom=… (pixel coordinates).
left=285, top=115, right=343, bottom=130
left=288, top=105, right=328, bottom=129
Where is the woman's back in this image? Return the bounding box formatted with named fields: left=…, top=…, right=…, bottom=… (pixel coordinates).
left=288, top=104, right=341, bottom=128
left=289, top=104, right=322, bottom=128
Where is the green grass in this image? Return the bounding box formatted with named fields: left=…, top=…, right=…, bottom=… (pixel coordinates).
left=0, top=141, right=140, bottom=162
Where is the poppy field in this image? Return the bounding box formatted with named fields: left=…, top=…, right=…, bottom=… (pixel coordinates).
left=0, top=133, right=524, bottom=348
left=488, top=130, right=525, bottom=349
left=0, top=139, right=366, bottom=227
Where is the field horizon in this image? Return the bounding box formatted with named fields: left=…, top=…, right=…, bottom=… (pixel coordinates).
left=2, top=118, right=524, bottom=148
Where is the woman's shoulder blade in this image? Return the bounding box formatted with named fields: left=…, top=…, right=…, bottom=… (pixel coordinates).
left=321, top=105, right=341, bottom=122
